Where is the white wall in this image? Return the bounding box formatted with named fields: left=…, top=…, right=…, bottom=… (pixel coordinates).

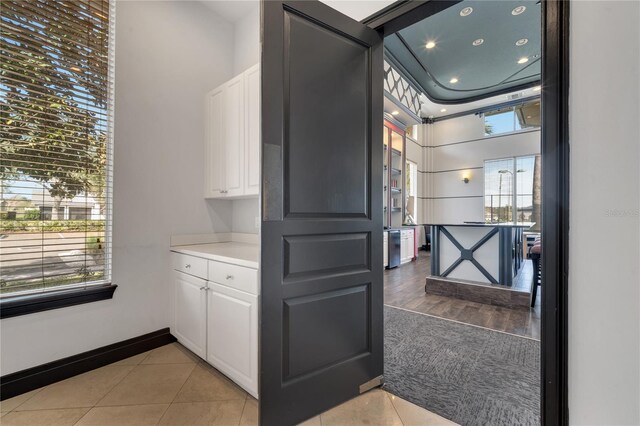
left=420, top=114, right=540, bottom=224
left=569, top=1, right=640, bottom=424
left=233, top=4, right=260, bottom=75
left=0, top=1, right=235, bottom=375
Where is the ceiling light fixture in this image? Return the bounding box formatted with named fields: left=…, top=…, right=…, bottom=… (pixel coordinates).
left=472, top=38, right=484, bottom=46
left=512, top=5, right=526, bottom=15
left=449, top=77, right=459, bottom=84
left=425, top=41, right=436, bottom=49
left=440, top=108, right=447, bottom=113
left=517, top=57, right=529, bottom=64
left=515, top=38, right=528, bottom=46
left=460, top=7, right=473, bottom=17
left=533, top=86, right=541, bottom=91
left=391, top=110, right=399, bottom=116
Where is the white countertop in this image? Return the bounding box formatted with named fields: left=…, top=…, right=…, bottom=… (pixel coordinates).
left=171, top=242, right=259, bottom=269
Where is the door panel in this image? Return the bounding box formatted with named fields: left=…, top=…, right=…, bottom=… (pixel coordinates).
left=224, top=75, right=244, bottom=196
left=261, top=1, right=383, bottom=425
left=284, top=11, right=369, bottom=218
left=205, top=87, right=224, bottom=197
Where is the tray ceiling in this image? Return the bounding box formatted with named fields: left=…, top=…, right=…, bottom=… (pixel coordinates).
left=385, top=0, right=541, bottom=104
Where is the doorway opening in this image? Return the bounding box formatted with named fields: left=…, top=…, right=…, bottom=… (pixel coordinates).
left=378, top=2, right=543, bottom=424
left=259, top=0, right=568, bottom=424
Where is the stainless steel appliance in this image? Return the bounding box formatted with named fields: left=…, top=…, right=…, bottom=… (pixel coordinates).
left=387, top=229, right=401, bottom=269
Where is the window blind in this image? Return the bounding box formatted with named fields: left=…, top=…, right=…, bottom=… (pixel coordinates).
left=0, top=0, right=114, bottom=296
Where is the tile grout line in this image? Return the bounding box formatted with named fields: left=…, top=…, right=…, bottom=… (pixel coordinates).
left=152, top=346, right=199, bottom=425
left=72, top=350, right=155, bottom=425
left=90, top=361, right=144, bottom=409
left=237, top=395, right=248, bottom=426
left=383, top=390, right=406, bottom=426
left=6, top=385, right=45, bottom=413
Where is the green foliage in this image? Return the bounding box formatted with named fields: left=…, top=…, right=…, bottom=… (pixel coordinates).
left=484, top=122, right=494, bottom=135
left=86, top=235, right=105, bottom=254
left=0, top=220, right=105, bottom=233
left=22, top=209, right=41, bottom=220
left=0, top=2, right=109, bottom=200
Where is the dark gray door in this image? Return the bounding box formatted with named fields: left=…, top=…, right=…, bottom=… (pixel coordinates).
left=260, top=1, right=384, bottom=424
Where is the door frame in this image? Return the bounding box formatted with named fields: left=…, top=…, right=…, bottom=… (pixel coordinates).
left=362, top=1, right=570, bottom=425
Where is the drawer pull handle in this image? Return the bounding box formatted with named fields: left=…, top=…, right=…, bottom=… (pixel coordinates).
left=226, top=275, right=234, bottom=280
left=185, top=264, right=191, bottom=269
left=199, top=286, right=207, bottom=291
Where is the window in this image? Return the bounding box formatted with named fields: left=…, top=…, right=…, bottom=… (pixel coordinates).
left=483, top=100, right=541, bottom=136
left=1, top=1, right=114, bottom=298
left=484, top=156, right=541, bottom=227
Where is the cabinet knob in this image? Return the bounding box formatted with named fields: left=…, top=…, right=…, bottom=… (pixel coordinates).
left=185, top=264, right=191, bottom=269
left=226, top=275, right=234, bottom=280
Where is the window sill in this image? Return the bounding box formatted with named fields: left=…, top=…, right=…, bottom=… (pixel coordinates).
left=0, top=284, right=117, bottom=319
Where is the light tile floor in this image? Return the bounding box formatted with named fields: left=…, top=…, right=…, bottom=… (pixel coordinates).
left=0, top=343, right=457, bottom=426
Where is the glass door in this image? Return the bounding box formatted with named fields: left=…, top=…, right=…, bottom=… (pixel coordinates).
left=383, top=120, right=406, bottom=229
left=383, top=126, right=389, bottom=228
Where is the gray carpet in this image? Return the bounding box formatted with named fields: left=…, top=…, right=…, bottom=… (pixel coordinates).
left=384, top=305, right=540, bottom=426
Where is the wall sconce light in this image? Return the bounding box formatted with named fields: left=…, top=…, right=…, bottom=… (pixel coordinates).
left=462, top=172, right=471, bottom=184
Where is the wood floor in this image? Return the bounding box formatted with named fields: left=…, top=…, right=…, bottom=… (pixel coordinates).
left=384, top=252, right=541, bottom=340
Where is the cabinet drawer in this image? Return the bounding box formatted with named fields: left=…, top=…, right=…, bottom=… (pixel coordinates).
left=208, top=261, right=258, bottom=295
left=172, top=252, right=208, bottom=279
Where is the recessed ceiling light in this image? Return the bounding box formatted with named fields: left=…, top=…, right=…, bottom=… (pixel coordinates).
left=449, top=77, right=459, bottom=84
left=527, top=115, right=532, bottom=119
left=391, top=111, right=399, bottom=116
left=517, top=57, right=529, bottom=64
left=515, top=38, right=528, bottom=46
left=512, top=5, right=526, bottom=15
left=472, top=38, right=484, bottom=46
left=460, top=7, right=473, bottom=17
left=425, top=41, right=436, bottom=49
left=533, top=86, right=541, bottom=91
left=440, top=108, right=447, bottom=113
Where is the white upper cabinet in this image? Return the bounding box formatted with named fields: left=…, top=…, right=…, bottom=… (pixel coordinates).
left=205, top=64, right=259, bottom=199
left=205, top=87, right=225, bottom=197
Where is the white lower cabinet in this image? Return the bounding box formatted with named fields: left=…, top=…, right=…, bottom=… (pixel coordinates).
left=171, top=253, right=259, bottom=399
left=400, top=229, right=415, bottom=264
left=173, top=271, right=207, bottom=358
left=207, top=283, right=258, bottom=398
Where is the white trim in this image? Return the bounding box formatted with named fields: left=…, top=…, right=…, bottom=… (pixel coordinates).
left=104, top=0, right=116, bottom=285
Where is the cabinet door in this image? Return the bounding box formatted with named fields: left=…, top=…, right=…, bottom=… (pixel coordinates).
left=205, top=87, right=225, bottom=197
left=173, top=271, right=207, bottom=358
left=400, top=231, right=411, bottom=263
left=224, top=75, right=245, bottom=197
left=207, top=282, right=258, bottom=398
left=244, top=64, right=260, bottom=196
